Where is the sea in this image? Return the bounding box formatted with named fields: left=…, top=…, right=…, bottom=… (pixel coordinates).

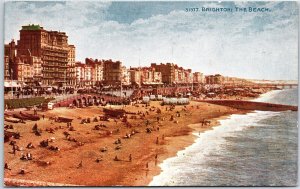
left=149, top=88, right=298, bottom=186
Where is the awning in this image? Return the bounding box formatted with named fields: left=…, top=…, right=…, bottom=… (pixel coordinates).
left=4, top=81, right=21, bottom=88
left=142, top=82, right=164, bottom=85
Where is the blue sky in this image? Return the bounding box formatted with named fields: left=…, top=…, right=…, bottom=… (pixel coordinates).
left=4, top=1, right=298, bottom=80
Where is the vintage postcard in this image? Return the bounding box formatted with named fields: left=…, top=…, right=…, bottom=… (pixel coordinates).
left=3, top=1, right=298, bottom=187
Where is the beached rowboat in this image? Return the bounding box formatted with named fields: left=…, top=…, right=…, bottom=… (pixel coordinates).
left=4, top=117, right=21, bottom=123
left=57, top=117, right=73, bottom=123
left=103, top=108, right=126, bottom=117
left=20, top=112, right=40, bottom=121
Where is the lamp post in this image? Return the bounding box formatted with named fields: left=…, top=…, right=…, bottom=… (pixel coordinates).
left=64, top=70, right=66, bottom=97
left=120, top=75, right=127, bottom=98
left=11, top=69, right=13, bottom=99
left=120, top=80, right=122, bottom=98
left=191, top=79, right=194, bottom=92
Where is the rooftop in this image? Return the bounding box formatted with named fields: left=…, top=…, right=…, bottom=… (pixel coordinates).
left=21, top=24, right=43, bottom=31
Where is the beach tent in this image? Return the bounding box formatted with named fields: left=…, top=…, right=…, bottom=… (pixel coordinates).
left=162, top=97, right=189, bottom=105
left=150, top=95, right=156, bottom=100
left=170, top=98, right=178, bottom=104
left=162, top=98, right=170, bottom=105
left=178, top=98, right=189, bottom=105
left=157, top=95, right=163, bottom=100
left=142, top=96, right=150, bottom=104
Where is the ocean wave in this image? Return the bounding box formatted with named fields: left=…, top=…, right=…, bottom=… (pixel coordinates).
left=149, top=89, right=297, bottom=186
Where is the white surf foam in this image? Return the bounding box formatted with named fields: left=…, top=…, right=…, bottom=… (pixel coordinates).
left=149, top=111, right=280, bottom=186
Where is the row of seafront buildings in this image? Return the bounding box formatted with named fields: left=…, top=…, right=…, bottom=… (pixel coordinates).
left=4, top=24, right=249, bottom=88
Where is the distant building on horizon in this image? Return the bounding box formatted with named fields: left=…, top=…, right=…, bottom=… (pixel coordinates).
left=150, top=63, right=195, bottom=84
left=150, top=63, right=176, bottom=84
left=205, top=74, right=252, bottom=85
left=129, top=66, right=163, bottom=86
left=193, top=72, right=205, bottom=84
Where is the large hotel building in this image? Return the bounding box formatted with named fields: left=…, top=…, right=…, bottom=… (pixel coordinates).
left=5, top=24, right=75, bottom=86
left=18, top=25, right=73, bottom=85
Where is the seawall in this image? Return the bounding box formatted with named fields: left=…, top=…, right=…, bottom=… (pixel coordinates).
left=197, top=100, right=298, bottom=111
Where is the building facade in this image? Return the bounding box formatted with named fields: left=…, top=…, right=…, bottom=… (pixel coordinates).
left=129, top=67, right=163, bottom=86
left=103, top=60, right=122, bottom=85
left=193, top=72, right=205, bottom=84
left=129, top=69, right=142, bottom=86
left=140, top=67, right=162, bottom=85
left=75, top=62, right=85, bottom=87
left=14, top=24, right=75, bottom=86
left=75, top=62, right=95, bottom=87
left=150, top=63, right=193, bottom=84
left=121, top=66, right=131, bottom=85
left=18, top=55, right=42, bottom=83
left=4, top=40, right=17, bottom=80
left=67, top=45, right=76, bottom=86
left=4, top=55, right=10, bottom=80
left=85, top=58, right=104, bottom=86
left=150, top=63, right=176, bottom=84
left=205, top=74, right=225, bottom=85
left=5, top=38, right=43, bottom=84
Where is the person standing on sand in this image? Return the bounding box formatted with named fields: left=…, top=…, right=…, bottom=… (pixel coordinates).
left=4, top=163, right=11, bottom=170
left=129, top=154, right=132, bottom=162
left=19, top=169, right=25, bottom=175
left=26, top=153, right=33, bottom=160
left=32, top=123, right=38, bottom=131
left=26, top=142, right=35, bottom=149
left=170, top=115, right=174, bottom=121
left=35, top=130, right=41, bottom=136
left=77, top=160, right=83, bottom=168
left=12, top=144, right=16, bottom=155
left=157, top=117, right=160, bottom=122
left=114, top=155, right=120, bottom=161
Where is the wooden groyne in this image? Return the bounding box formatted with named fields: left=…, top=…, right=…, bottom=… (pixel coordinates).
left=197, top=100, right=298, bottom=112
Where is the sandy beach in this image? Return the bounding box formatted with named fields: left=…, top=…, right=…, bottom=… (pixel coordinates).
left=4, top=99, right=253, bottom=186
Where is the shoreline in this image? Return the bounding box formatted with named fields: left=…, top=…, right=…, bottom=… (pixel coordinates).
left=4, top=90, right=283, bottom=186
left=143, top=110, right=250, bottom=186
left=144, top=89, right=282, bottom=186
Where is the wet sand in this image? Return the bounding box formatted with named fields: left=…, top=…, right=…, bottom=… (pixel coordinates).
left=4, top=101, right=249, bottom=186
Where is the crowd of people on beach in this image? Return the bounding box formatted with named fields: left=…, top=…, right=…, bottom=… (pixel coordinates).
left=4, top=96, right=216, bottom=185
